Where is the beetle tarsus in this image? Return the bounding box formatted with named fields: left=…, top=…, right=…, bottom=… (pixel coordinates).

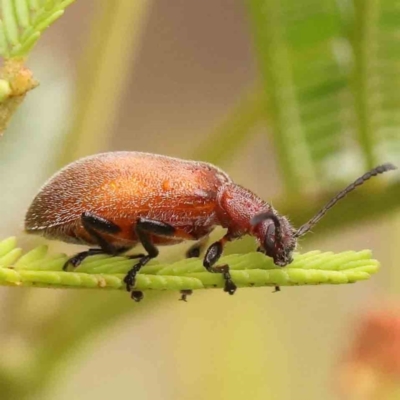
left=63, top=248, right=104, bottom=270
left=131, top=291, right=144, bottom=302
left=217, top=264, right=237, bottom=295
left=182, top=240, right=210, bottom=300
left=124, top=255, right=151, bottom=292
left=203, top=237, right=237, bottom=295
left=123, top=217, right=174, bottom=299
left=224, top=279, right=237, bottom=295
left=179, top=289, right=193, bottom=302
left=123, top=270, right=136, bottom=292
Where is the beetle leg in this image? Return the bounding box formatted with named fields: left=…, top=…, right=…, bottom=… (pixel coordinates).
left=203, top=234, right=237, bottom=295
left=179, top=289, right=192, bottom=302
left=257, top=248, right=281, bottom=293
left=131, top=291, right=144, bottom=302
left=257, top=247, right=281, bottom=293
left=81, top=211, right=121, bottom=234
left=179, top=237, right=210, bottom=301
left=123, top=217, right=176, bottom=300
left=185, top=236, right=209, bottom=258
left=63, top=212, right=132, bottom=270
left=81, top=212, right=127, bottom=253
left=133, top=217, right=176, bottom=236
left=64, top=248, right=105, bottom=270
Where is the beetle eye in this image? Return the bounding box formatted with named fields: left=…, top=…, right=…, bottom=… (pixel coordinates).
left=264, top=223, right=276, bottom=256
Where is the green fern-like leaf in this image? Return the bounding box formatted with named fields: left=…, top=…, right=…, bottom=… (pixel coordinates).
left=0, top=237, right=379, bottom=292
left=245, top=0, right=399, bottom=192
left=0, top=0, right=75, bottom=58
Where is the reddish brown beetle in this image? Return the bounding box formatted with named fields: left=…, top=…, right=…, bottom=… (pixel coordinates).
left=24, top=152, right=396, bottom=301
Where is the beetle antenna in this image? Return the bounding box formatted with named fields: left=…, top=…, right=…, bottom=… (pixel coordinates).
left=250, top=212, right=282, bottom=242
left=294, top=163, right=397, bottom=238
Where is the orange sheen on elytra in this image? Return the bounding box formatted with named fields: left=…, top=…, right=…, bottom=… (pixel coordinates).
left=25, top=152, right=236, bottom=247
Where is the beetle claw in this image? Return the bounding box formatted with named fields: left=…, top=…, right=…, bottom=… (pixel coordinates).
left=179, top=289, right=193, bottom=302
left=224, top=280, right=237, bottom=295
left=131, top=291, right=144, bottom=302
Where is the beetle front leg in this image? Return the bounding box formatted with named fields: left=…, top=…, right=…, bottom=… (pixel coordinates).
left=203, top=234, right=237, bottom=295
left=257, top=246, right=280, bottom=293
left=123, top=217, right=176, bottom=301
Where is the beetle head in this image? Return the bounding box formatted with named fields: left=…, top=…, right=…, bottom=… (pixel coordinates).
left=251, top=163, right=396, bottom=267
left=251, top=212, right=296, bottom=267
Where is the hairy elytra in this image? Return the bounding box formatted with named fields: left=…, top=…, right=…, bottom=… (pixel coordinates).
left=25, top=152, right=397, bottom=301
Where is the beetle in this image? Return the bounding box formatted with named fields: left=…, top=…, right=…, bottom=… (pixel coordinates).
left=24, top=152, right=396, bottom=301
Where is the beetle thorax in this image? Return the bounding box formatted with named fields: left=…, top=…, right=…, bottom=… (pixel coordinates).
left=216, top=183, right=270, bottom=237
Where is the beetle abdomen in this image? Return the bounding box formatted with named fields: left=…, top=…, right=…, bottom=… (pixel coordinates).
left=25, top=152, right=231, bottom=242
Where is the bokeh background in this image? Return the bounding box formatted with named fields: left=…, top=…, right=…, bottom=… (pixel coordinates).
left=0, top=1, right=399, bottom=399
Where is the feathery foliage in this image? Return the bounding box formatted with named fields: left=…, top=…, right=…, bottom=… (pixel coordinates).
left=241, top=0, right=399, bottom=189
left=0, top=0, right=75, bottom=58
left=0, top=237, right=379, bottom=291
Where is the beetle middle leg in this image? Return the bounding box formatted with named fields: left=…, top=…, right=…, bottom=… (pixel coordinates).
left=203, top=234, right=237, bottom=295
left=123, top=217, right=176, bottom=301
left=63, top=212, right=136, bottom=270
left=179, top=237, right=210, bottom=301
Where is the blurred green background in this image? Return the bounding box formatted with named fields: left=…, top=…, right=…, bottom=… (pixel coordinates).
left=0, top=0, right=399, bottom=399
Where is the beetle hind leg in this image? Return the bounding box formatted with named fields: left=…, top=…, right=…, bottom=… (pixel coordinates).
left=123, top=217, right=176, bottom=301
left=63, top=248, right=104, bottom=270
left=63, top=212, right=131, bottom=270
